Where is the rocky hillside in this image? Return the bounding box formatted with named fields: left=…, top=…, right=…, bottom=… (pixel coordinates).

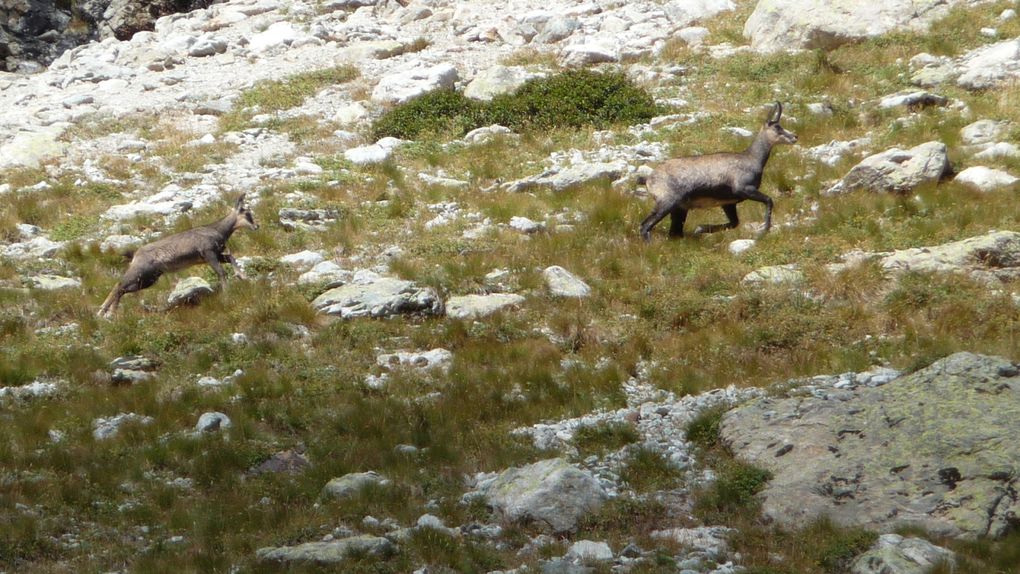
left=3, top=0, right=1020, bottom=572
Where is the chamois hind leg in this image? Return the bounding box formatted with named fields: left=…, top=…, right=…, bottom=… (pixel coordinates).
left=98, top=268, right=161, bottom=317
left=668, top=207, right=688, bottom=237
left=640, top=201, right=673, bottom=242
left=98, top=286, right=124, bottom=317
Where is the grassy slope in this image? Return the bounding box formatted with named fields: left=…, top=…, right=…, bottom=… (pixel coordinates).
left=3, top=1, right=1020, bottom=572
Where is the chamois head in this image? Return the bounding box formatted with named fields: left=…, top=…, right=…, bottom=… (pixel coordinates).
left=762, top=102, right=798, bottom=146
left=232, top=194, right=259, bottom=231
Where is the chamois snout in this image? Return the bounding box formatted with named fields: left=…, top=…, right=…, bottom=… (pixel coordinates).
left=234, top=193, right=259, bottom=231
left=765, top=102, right=798, bottom=145
left=237, top=208, right=259, bottom=231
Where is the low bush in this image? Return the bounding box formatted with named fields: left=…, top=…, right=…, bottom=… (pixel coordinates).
left=372, top=70, right=663, bottom=139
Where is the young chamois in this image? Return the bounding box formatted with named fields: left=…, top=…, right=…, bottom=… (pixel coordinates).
left=639, top=102, right=797, bottom=242
left=98, top=194, right=258, bottom=317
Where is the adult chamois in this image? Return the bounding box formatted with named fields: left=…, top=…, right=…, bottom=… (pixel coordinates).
left=639, top=102, right=798, bottom=241
left=98, top=194, right=258, bottom=317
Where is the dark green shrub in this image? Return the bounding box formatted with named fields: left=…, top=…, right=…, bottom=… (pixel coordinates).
left=486, top=69, right=663, bottom=131
left=371, top=89, right=484, bottom=139
left=371, top=70, right=663, bottom=140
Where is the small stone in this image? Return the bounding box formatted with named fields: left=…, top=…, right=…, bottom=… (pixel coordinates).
left=93, top=413, right=154, bottom=440
left=543, top=266, right=592, bottom=298
left=566, top=540, right=614, bottom=561
left=509, top=216, right=545, bottom=234
left=195, top=412, right=231, bottom=432
left=248, top=450, right=312, bottom=476
left=322, top=471, right=387, bottom=499
left=728, top=239, right=756, bottom=254
left=280, top=250, right=326, bottom=270
left=742, top=264, right=803, bottom=285
left=620, top=542, right=643, bottom=558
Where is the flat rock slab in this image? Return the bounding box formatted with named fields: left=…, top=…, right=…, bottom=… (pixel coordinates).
left=744, top=0, right=975, bottom=53
left=376, top=348, right=452, bottom=371
left=473, top=457, right=607, bottom=533
left=256, top=535, right=395, bottom=564
left=721, top=352, right=1020, bottom=539
left=876, top=230, right=1020, bottom=283
left=446, top=293, right=526, bottom=320
left=742, top=263, right=803, bottom=285
left=311, top=271, right=442, bottom=318
left=27, top=274, right=81, bottom=290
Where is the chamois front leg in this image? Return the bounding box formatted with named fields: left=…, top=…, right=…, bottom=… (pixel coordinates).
left=203, top=251, right=229, bottom=289
left=640, top=200, right=674, bottom=242
left=218, top=250, right=247, bottom=280
left=740, top=187, right=774, bottom=234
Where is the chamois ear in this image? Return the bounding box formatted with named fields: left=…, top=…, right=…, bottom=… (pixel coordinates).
left=234, top=194, right=246, bottom=211
left=767, top=102, right=783, bottom=124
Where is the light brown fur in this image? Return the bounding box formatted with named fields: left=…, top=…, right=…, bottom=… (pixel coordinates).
left=98, top=194, right=258, bottom=317
left=640, top=102, right=798, bottom=241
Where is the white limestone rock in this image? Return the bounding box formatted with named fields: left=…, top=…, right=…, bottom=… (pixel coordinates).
left=543, top=266, right=592, bottom=298
left=371, top=63, right=459, bottom=105
left=445, top=293, right=526, bottom=320
left=954, top=166, right=1019, bottom=191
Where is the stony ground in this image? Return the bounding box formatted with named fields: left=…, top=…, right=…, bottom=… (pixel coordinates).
left=4, top=0, right=1020, bottom=573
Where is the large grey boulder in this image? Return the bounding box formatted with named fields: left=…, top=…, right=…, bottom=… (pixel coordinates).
left=721, top=352, right=1020, bottom=539
left=100, top=0, right=220, bottom=40
left=167, top=277, right=214, bottom=307
left=473, top=458, right=608, bottom=533
left=851, top=534, right=955, bottom=574
left=256, top=535, right=395, bottom=564
left=825, top=141, right=949, bottom=195
left=311, top=271, right=442, bottom=318
left=744, top=0, right=981, bottom=53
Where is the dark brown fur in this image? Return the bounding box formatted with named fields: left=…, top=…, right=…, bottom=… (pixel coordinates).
left=639, top=102, right=798, bottom=241
left=98, top=194, right=258, bottom=317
